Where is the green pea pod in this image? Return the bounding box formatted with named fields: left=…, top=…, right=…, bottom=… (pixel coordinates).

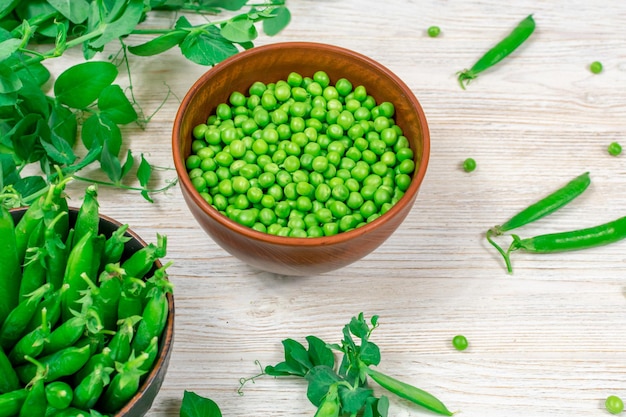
left=71, top=364, right=113, bottom=410
left=72, top=185, right=99, bottom=249
left=117, top=278, right=146, bottom=321
left=40, top=316, right=86, bottom=357
left=0, top=345, right=20, bottom=394
left=102, top=224, right=131, bottom=266
left=140, top=261, right=174, bottom=306
left=0, top=283, right=52, bottom=351
left=25, top=284, right=68, bottom=334
left=46, top=407, right=91, bottom=417
left=0, top=205, right=22, bottom=325
left=14, top=195, right=45, bottom=266
left=81, top=267, right=123, bottom=332
left=314, top=383, right=340, bottom=417
left=44, top=213, right=71, bottom=291
left=44, top=381, right=74, bottom=410
left=9, top=308, right=51, bottom=366
left=20, top=245, right=47, bottom=300
left=73, top=347, right=113, bottom=385
left=131, top=285, right=169, bottom=353
left=108, top=315, right=142, bottom=363
left=16, top=344, right=91, bottom=384
left=19, top=356, right=47, bottom=417
left=0, top=389, right=29, bottom=417
left=98, top=352, right=149, bottom=413
left=121, top=233, right=167, bottom=279
left=61, top=232, right=105, bottom=321
left=457, top=14, right=535, bottom=89
left=365, top=367, right=453, bottom=416
left=137, top=336, right=160, bottom=373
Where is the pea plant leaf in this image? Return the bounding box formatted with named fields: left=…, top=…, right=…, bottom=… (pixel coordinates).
left=49, top=102, right=77, bottom=147
left=40, top=132, right=77, bottom=165
left=0, top=153, right=19, bottom=185
left=305, top=335, right=335, bottom=369
left=121, top=149, right=134, bottom=179
left=12, top=176, right=47, bottom=200
left=339, top=385, right=374, bottom=414
left=220, top=16, right=257, bottom=43
left=0, top=0, right=20, bottom=20
left=81, top=113, right=122, bottom=157
left=180, top=390, right=222, bottom=417
left=89, top=0, right=145, bottom=49
left=46, top=0, right=90, bottom=24
left=0, top=62, right=22, bottom=93
left=304, top=365, right=342, bottom=406
left=98, top=84, right=137, bottom=125
left=363, top=396, right=390, bottom=417
left=0, top=37, right=21, bottom=62
left=100, top=141, right=122, bottom=183
left=180, top=27, right=238, bottom=66
left=262, top=6, right=291, bottom=36
left=127, top=30, right=188, bottom=56
left=203, top=0, right=248, bottom=11
left=54, top=61, right=118, bottom=109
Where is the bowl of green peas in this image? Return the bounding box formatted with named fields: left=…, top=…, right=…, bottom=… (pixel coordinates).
left=2, top=183, right=174, bottom=417
left=172, top=42, right=430, bottom=276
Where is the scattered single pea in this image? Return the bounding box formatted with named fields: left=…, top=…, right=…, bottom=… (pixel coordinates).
left=427, top=26, right=441, bottom=37
left=590, top=61, right=603, bottom=74
left=452, top=335, right=468, bottom=351
left=462, top=158, right=476, bottom=172
left=608, top=141, right=622, bottom=156
left=605, top=395, right=624, bottom=415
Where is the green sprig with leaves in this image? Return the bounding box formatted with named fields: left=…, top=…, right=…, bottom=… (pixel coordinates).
left=240, top=313, right=455, bottom=417
left=0, top=0, right=291, bottom=208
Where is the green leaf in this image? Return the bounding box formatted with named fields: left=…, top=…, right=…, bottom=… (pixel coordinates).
left=0, top=92, right=17, bottom=108
left=98, top=84, right=137, bottom=124
left=202, top=0, right=247, bottom=11
left=121, top=149, right=134, bottom=179
left=180, top=27, right=238, bottom=66
left=54, top=61, right=118, bottom=109
left=17, top=78, right=50, bottom=119
left=175, top=16, right=192, bottom=29
left=40, top=132, right=76, bottom=165
left=180, top=390, right=222, bottom=417
left=0, top=62, right=22, bottom=93
left=263, top=6, right=291, bottom=36
left=363, top=396, right=389, bottom=417
left=306, top=336, right=335, bottom=369
left=0, top=37, right=21, bottom=62
left=89, top=0, right=144, bottom=49
left=349, top=314, right=370, bottom=340
left=46, top=0, right=90, bottom=24
left=62, top=144, right=102, bottom=175
left=0, top=153, right=19, bottom=185
left=13, top=176, right=47, bottom=200
left=305, top=366, right=342, bottom=407
left=49, top=102, right=77, bottom=147
left=339, top=385, right=374, bottom=414
left=9, top=113, right=47, bottom=163
left=0, top=0, right=21, bottom=20
left=17, top=62, right=51, bottom=87
left=359, top=340, right=381, bottom=367
left=137, top=153, right=151, bottom=187
left=81, top=113, right=122, bottom=157
left=100, top=141, right=121, bottom=182
left=220, top=16, right=257, bottom=43
left=128, top=30, right=188, bottom=56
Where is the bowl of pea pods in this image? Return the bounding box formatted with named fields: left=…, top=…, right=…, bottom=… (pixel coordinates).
left=1, top=182, right=174, bottom=417
left=172, top=41, right=430, bottom=276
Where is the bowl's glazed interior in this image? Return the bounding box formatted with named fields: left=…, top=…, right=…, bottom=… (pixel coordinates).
left=173, top=42, right=430, bottom=276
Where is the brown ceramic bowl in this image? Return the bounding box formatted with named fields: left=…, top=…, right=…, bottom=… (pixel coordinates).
left=172, top=42, right=430, bottom=276
left=9, top=208, right=174, bottom=417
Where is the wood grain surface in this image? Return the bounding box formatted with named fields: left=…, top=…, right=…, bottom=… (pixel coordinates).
left=46, top=1, right=626, bottom=416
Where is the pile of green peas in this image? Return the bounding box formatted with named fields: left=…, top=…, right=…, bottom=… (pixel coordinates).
left=186, top=70, right=416, bottom=238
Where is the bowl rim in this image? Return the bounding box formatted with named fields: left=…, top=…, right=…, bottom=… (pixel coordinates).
left=172, top=41, right=430, bottom=247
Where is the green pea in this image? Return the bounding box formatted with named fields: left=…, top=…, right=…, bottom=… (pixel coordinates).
left=249, top=81, right=267, bottom=96
left=608, top=141, right=622, bottom=156
left=287, top=72, right=303, bottom=87
left=347, top=192, right=364, bottom=210
left=216, top=103, right=232, bottom=120
left=395, top=173, right=412, bottom=192
left=590, top=61, right=603, bottom=74
left=373, top=187, right=392, bottom=207
left=186, top=155, right=201, bottom=170
left=605, top=395, right=624, bottom=415
left=427, top=25, right=441, bottom=37
left=323, top=222, right=339, bottom=236
left=306, top=81, right=323, bottom=97
left=397, top=158, right=416, bottom=175
left=462, top=158, right=477, bottom=173
left=452, top=335, right=469, bottom=351
left=275, top=201, right=291, bottom=219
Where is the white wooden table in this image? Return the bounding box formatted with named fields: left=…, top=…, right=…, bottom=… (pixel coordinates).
left=49, top=1, right=626, bottom=416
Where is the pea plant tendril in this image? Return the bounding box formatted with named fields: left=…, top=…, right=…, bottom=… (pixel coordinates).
left=0, top=0, right=291, bottom=209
